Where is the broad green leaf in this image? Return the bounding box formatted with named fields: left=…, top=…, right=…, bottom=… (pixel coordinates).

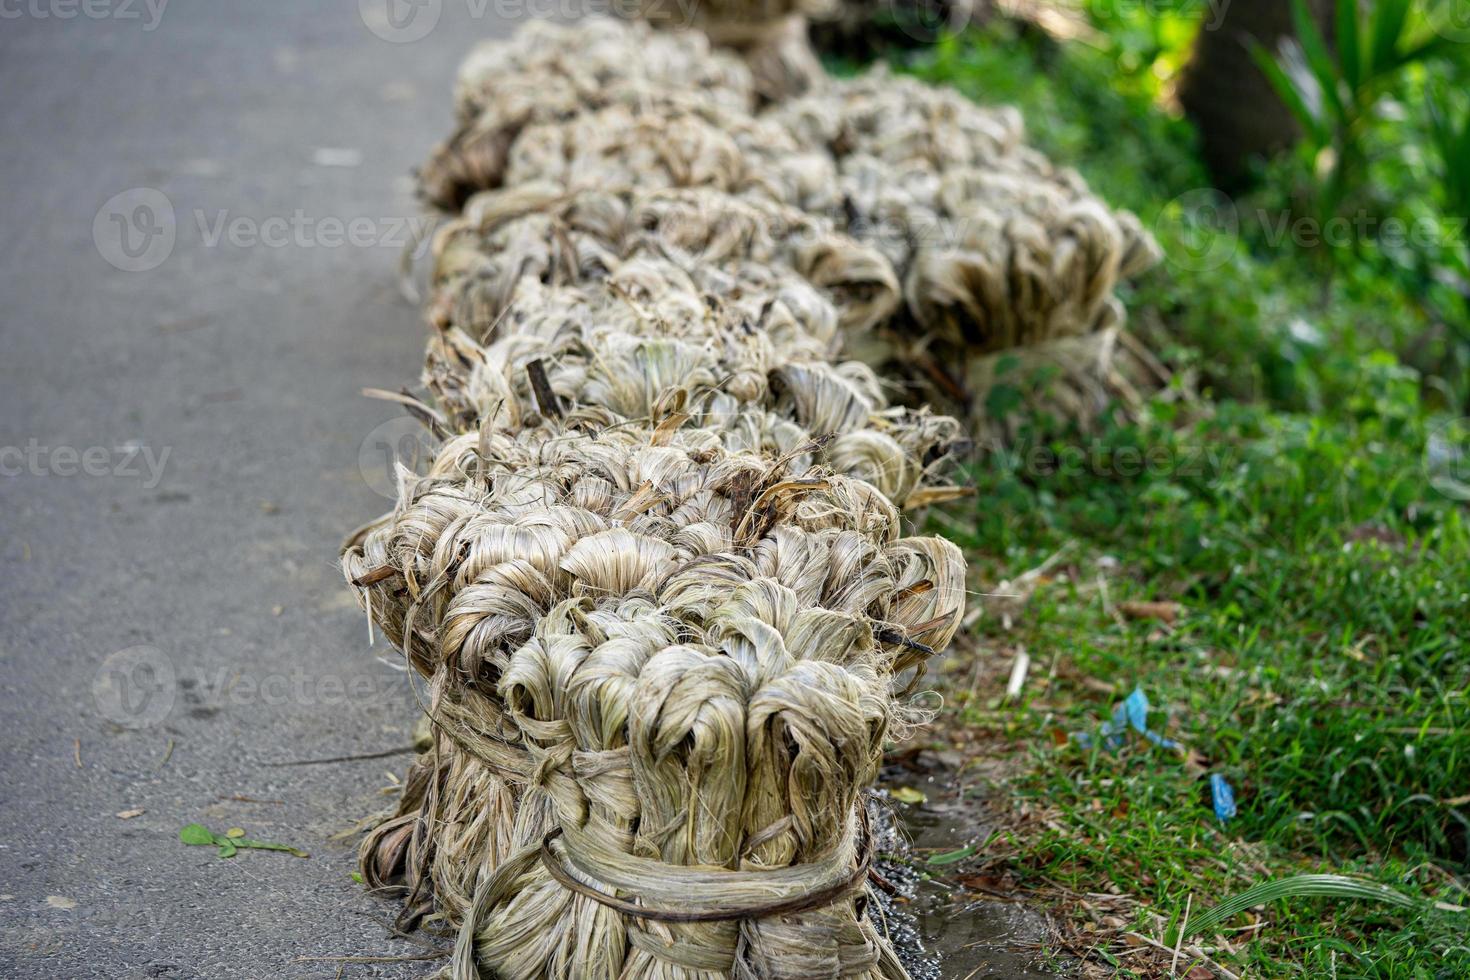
left=927, top=844, right=977, bottom=866
left=1251, top=42, right=1326, bottom=144
left=1367, top=0, right=1410, bottom=77
left=1335, top=0, right=1361, bottom=90
left=1291, top=0, right=1344, bottom=122
left=178, top=822, right=306, bottom=858
left=1178, top=874, right=1421, bottom=941
left=179, top=824, right=217, bottom=846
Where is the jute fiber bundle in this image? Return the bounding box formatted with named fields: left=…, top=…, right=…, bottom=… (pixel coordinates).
left=419, top=19, right=755, bottom=211
left=415, top=18, right=1165, bottom=438
left=343, top=422, right=966, bottom=977
left=422, top=187, right=964, bottom=506
left=348, top=23, right=972, bottom=968
left=765, top=71, right=1163, bottom=353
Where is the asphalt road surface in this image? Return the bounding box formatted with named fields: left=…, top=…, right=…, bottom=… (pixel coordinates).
left=0, top=3, right=517, bottom=977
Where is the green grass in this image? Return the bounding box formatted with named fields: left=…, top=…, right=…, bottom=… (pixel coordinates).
left=929, top=384, right=1468, bottom=976
left=871, top=19, right=1470, bottom=979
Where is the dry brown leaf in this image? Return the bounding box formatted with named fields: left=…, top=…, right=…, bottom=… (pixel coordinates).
left=1119, top=600, right=1182, bottom=624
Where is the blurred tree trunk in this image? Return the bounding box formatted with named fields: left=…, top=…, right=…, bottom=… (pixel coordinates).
left=1178, top=0, right=1334, bottom=190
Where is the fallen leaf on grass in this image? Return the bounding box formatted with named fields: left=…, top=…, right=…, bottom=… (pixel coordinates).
left=1118, top=601, right=1182, bottom=624
left=179, top=823, right=308, bottom=859
left=889, top=786, right=927, bottom=805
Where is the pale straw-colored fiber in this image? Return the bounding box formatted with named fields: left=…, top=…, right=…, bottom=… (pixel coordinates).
left=415, top=18, right=1164, bottom=436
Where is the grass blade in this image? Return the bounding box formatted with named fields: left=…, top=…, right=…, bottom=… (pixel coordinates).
left=1180, top=874, right=1421, bottom=941
left=1367, top=0, right=1410, bottom=76
left=1291, top=0, right=1344, bottom=122
left=1251, top=41, right=1325, bottom=144
left=1334, top=0, right=1360, bottom=91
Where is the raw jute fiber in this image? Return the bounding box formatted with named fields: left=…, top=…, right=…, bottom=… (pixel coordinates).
left=344, top=421, right=964, bottom=978
left=346, top=24, right=973, bottom=975
left=422, top=186, right=964, bottom=507
left=415, top=18, right=1165, bottom=439
left=341, top=15, right=1170, bottom=975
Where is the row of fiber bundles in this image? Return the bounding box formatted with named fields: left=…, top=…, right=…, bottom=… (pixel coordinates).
left=343, top=21, right=972, bottom=980
left=415, top=18, right=1163, bottom=443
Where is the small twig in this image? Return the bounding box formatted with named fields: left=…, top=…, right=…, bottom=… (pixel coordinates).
left=874, top=628, right=936, bottom=657
left=266, top=746, right=416, bottom=767
left=292, top=952, right=448, bottom=964
left=1004, top=647, right=1031, bottom=702
left=352, top=564, right=398, bottom=587
left=73, top=738, right=82, bottom=769
left=218, top=794, right=285, bottom=805
left=526, top=359, right=562, bottom=419
left=1172, top=893, right=1192, bottom=976
left=1123, top=930, right=1239, bottom=980
left=156, top=738, right=175, bottom=771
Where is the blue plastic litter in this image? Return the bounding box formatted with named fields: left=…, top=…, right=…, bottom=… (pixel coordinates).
left=1078, top=687, right=1181, bottom=751
left=1210, top=773, right=1237, bottom=824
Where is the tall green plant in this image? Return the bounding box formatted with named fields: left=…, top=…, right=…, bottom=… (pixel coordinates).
left=1251, top=0, right=1455, bottom=225
left=1427, top=89, right=1470, bottom=218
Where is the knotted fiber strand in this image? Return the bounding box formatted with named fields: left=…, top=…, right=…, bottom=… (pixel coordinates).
left=416, top=18, right=1165, bottom=438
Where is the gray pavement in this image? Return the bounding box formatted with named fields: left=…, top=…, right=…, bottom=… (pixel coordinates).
left=0, top=3, right=519, bottom=977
